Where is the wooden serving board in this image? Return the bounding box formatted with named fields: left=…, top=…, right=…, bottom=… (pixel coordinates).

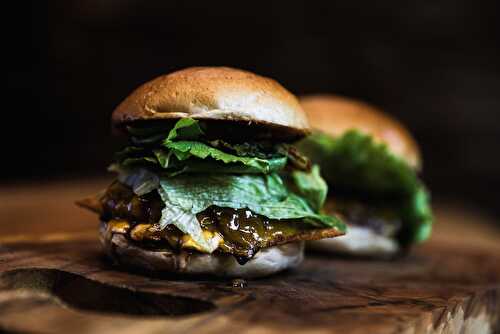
left=0, top=180, right=499, bottom=334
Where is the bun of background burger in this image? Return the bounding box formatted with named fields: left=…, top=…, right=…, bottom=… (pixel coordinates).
left=301, top=95, right=421, bottom=170
left=84, top=68, right=344, bottom=278
left=300, top=95, right=424, bottom=257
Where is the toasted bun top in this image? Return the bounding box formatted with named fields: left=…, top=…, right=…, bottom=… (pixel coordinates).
left=300, top=95, right=421, bottom=170
left=112, top=67, right=309, bottom=139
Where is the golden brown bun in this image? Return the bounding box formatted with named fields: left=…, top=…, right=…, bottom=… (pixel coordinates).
left=300, top=95, right=421, bottom=170
left=112, top=67, right=309, bottom=139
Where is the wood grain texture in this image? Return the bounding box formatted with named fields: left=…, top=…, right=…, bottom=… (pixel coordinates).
left=0, top=180, right=499, bottom=334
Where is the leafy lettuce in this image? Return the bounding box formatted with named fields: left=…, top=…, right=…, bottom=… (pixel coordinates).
left=117, top=118, right=289, bottom=175
left=156, top=173, right=345, bottom=251
left=297, top=130, right=433, bottom=244
left=112, top=118, right=346, bottom=252
left=290, top=165, right=328, bottom=212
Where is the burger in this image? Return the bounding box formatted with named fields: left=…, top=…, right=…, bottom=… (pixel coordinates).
left=77, top=67, right=346, bottom=278
left=297, top=95, right=432, bottom=257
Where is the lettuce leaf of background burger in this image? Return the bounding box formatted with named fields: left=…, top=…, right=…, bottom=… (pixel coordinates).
left=297, top=130, right=432, bottom=245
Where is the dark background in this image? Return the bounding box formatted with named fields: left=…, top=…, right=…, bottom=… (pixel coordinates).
left=4, top=1, right=500, bottom=217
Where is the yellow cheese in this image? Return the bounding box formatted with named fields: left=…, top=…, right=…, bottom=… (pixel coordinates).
left=181, top=230, right=224, bottom=253
left=130, top=224, right=161, bottom=241
left=107, top=220, right=130, bottom=234
left=109, top=220, right=223, bottom=253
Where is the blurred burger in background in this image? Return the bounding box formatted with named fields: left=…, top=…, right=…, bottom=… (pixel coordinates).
left=298, top=95, right=433, bottom=257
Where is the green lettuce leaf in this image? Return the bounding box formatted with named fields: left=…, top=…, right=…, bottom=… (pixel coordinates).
left=158, top=173, right=343, bottom=227
left=162, top=119, right=287, bottom=174
left=400, top=186, right=433, bottom=243
left=119, top=118, right=289, bottom=174
left=153, top=149, right=282, bottom=175
left=165, top=118, right=205, bottom=141
left=162, top=141, right=287, bottom=174
left=290, top=165, right=327, bottom=212
left=156, top=173, right=346, bottom=251
left=117, top=148, right=287, bottom=175
left=297, top=130, right=419, bottom=195
left=297, top=130, right=432, bottom=244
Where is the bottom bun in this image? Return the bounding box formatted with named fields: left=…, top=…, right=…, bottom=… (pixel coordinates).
left=307, top=225, right=399, bottom=257
left=100, top=222, right=304, bottom=278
